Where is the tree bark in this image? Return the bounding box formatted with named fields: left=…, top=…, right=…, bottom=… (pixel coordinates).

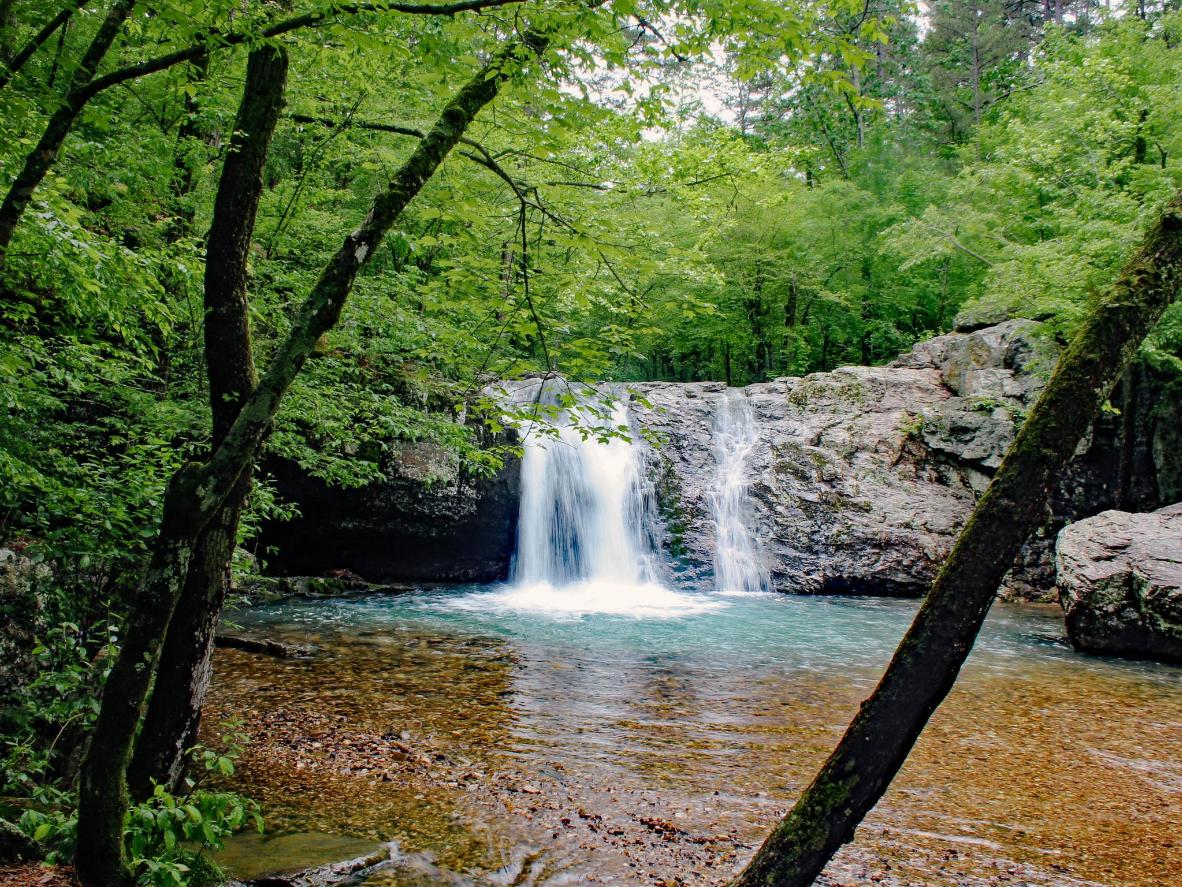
left=731, top=191, right=1182, bottom=887
left=0, top=0, right=90, bottom=91
left=75, top=470, right=203, bottom=887
left=127, top=44, right=288, bottom=801
left=0, top=0, right=133, bottom=267
left=74, top=33, right=547, bottom=887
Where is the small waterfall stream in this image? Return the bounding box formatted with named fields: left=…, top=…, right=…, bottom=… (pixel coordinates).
left=710, top=390, right=770, bottom=595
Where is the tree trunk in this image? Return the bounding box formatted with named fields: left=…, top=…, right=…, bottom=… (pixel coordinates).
left=0, top=0, right=90, bottom=91
left=0, top=0, right=16, bottom=62
left=128, top=44, right=288, bottom=801
left=75, top=468, right=204, bottom=887
left=0, top=0, right=134, bottom=267
left=74, top=33, right=547, bottom=887
left=730, top=191, right=1182, bottom=887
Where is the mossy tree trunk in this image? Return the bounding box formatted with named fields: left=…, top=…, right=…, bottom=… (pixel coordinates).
left=74, top=33, right=548, bottom=887
left=731, top=192, right=1182, bottom=887
left=127, top=43, right=288, bottom=801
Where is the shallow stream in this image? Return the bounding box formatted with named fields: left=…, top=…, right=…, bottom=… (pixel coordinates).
left=209, top=587, right=1182, bottom=886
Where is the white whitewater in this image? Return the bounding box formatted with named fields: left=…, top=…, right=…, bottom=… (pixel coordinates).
left=710, top=389, right=770, bottom=595
left=458, top=381, right=721, bottom=618
left=513, top=393, right=660, bottom=590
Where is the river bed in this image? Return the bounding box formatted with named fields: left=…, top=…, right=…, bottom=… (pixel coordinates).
left=207, top=588, right=1182, bottom=886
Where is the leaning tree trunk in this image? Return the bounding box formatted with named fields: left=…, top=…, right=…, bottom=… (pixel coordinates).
left=730, top=193, right=1182, bottom=887
left=0, top=0, right=134, bottom=266
left=74, top=32, right=548, bottom=887
left=127, top=44, right=288, bottom=801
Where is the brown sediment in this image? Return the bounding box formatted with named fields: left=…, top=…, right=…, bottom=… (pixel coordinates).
left=0, top=863, right=74, bottom=886
left=205, top=612, right=1182, bottom=886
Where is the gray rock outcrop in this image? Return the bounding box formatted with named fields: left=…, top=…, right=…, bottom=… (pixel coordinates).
left=632, top=320, right=1054, bottom=595
left=255, top=320, right=1176, bottom=600
left=1056, top=504, right=1182, bottom=663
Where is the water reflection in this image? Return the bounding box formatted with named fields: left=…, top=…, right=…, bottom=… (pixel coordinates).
left=209, top=590, right=1182, bottom=886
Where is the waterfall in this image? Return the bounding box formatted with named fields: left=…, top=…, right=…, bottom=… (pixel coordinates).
left=456, top=380, right=722, bottom=618
left=710, top=390, right=770, bottom=595
left=512, top=386, right=662, bottom=589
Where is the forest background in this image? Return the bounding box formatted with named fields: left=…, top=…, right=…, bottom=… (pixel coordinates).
left=2, top=0, right=1182, bottom=883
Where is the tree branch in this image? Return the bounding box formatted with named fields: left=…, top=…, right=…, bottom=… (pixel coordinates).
left=0, top=0, right=89, bottom=92
left=910, top=214, right=994, bottom=266
left=80, top=0, right=530, bottom=102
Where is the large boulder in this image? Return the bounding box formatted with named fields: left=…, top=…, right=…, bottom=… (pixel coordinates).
left=1056, top=504, right=1182, bottom=663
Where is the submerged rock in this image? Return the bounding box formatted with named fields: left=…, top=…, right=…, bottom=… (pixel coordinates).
left=230, top=844, right=395, bottom=886
left=1057, top=504, right=1182, bottom=663
left=214, top=634, right=318, bottom=659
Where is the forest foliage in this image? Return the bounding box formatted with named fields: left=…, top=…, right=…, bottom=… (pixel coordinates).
left=2, top=0, right=1182, bottom=882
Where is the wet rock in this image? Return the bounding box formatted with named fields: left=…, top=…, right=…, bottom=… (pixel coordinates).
left=232, top=844, right=395, bottom=886
left=215, top=634, right=318, bottom=659
left=256, top=437, right=521, bottom=584
left=1057, top=504, right=1182, bottom=663
left=235, top=574, right=411, bottom=603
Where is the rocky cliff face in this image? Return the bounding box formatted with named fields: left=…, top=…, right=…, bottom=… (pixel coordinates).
left=632, top=321, right=1046, bottom=595
left=257, top=439, right=520, bottom=583
left=633, top=320, right=1175, bottom=599
left=258, top=320, right=1175, bottom=601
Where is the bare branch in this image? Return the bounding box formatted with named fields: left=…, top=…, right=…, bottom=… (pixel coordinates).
left=0, top=0, right=89, bottom=92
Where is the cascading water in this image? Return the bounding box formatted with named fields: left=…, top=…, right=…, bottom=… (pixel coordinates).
left=709, top=389, right=770, bottom=595
left=458, top=380, right=721, bottom=617
left=512, top=386, right=662, bottom=589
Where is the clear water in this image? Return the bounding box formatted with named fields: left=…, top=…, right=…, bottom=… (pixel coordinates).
left=234, top=587, right=1172, bottom=687
left=218, top=588, right=1182, bottom=886
left=212, top=388, right=1182, bottom=885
